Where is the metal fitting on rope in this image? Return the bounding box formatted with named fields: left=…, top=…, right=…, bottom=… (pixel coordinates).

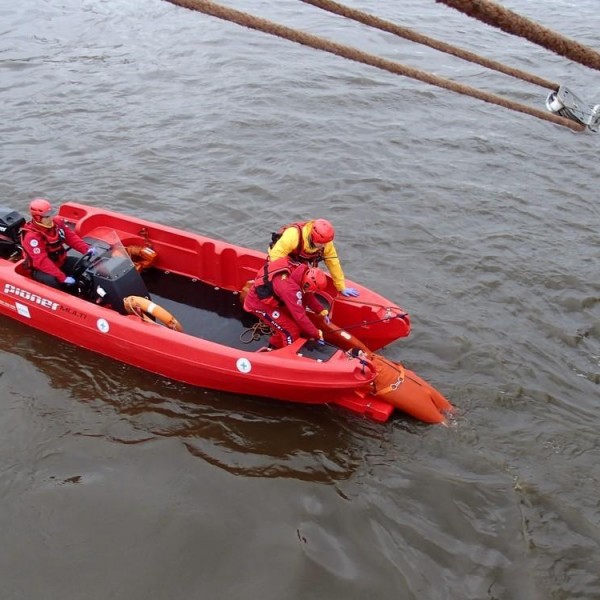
left=546, top=86, right=600, bottom=132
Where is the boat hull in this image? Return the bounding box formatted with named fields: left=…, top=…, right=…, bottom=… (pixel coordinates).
left=0, top=202, right=444, bottom=423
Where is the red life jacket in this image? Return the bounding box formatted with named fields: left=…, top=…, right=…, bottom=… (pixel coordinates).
left=251, top=257, right=292, bottom=307
left=269, top=221, right=324, bottom=266
left=20, top=218, right=69, bottom=268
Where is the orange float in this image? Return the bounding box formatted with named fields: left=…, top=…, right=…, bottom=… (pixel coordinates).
left=126, top=245, right=157, bottom=272
left=316, top=315, right=453, bottom=423
left=123, top=295, right=183, bottom=332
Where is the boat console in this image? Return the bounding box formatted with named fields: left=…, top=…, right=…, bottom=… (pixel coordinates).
left=78, top=236, right=150, bottom=314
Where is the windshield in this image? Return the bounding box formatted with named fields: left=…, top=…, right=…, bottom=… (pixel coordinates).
left=86, top=227, right=137, bottom=270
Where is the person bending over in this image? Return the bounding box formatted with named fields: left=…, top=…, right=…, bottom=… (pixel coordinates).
left=268, top=219, right=359, bottom=297
left=244, top=258, right=330, bottom=349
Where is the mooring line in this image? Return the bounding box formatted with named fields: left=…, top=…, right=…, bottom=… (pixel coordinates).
left=300, top=0, right=559, bottom=91
left=436, top=0, right=600, bottom=72
left=162, top=0, right=585, bottom=132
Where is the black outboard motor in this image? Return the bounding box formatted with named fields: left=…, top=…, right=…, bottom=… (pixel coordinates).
left=0, top=207, right=26, bottom=259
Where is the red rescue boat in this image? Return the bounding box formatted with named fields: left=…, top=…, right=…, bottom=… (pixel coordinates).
left=0, top=202, right=452, bottom=423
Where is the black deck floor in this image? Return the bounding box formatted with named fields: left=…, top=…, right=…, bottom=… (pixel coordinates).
left=142, top=269, right=264, bottom=351
left=142, top=269, right=337, bottom=361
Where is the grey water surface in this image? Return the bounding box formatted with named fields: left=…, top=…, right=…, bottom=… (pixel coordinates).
left=0, top=1, right=599, bottom=598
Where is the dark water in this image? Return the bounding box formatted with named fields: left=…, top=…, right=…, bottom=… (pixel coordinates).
left=1, top=1, right=599, bottom=598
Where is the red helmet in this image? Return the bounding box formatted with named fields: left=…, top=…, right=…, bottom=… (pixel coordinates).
left=30, top=198, right=54, bottom=221
left=302, top=267, right=327, bottom=293
left=311, top=219, right=335, bottom=244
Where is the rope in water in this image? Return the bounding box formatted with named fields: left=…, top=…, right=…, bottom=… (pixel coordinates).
left=162, top=0, right=585, bottom=132
left=436, top=0, right=600, bottom=72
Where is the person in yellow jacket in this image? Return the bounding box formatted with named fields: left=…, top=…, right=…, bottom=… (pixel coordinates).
left=267, top=219, right=359, bottom=297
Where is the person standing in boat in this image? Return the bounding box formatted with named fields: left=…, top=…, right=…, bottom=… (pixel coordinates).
left=243, top=259, right=330, bottom=349
left=21, top=198, right=95, bottom=289
left=268, top=219, right=360, bottom=297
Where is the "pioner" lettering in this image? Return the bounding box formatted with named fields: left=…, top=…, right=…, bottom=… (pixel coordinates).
left=4, top=284, right=60, bottom=311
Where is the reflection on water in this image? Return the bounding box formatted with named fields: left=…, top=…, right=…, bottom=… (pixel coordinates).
left=0, top=316, right=399, bottom=481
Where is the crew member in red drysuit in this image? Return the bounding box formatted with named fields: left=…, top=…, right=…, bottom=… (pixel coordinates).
left=21, top=198, right=94, bottom=289
left=243, top=258, right=330, bottom=349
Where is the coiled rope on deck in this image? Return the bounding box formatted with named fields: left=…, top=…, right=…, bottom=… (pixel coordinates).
left=162, top=0, right=585, bottom=132
left=436, top=0, right=600, bottom=72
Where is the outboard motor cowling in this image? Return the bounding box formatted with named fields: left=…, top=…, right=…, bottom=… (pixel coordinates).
left=0, top=207, right=26, bottom=259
